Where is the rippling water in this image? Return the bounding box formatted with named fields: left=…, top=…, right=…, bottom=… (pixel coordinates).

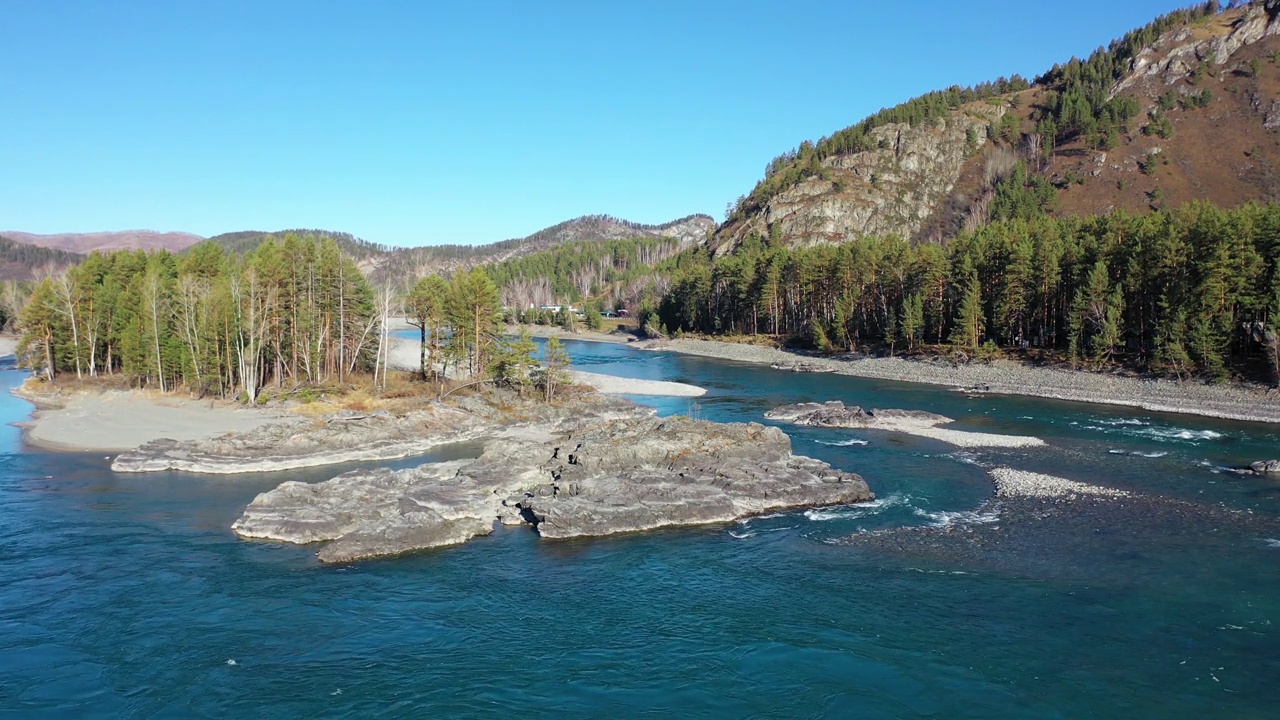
left=3, top=342, right=1280, bottom=717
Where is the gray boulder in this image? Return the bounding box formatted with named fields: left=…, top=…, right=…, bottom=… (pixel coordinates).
left=1251, top=460, right=1280, bottom=475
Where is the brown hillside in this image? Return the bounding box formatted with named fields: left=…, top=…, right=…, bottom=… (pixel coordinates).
left=1040, top=7, right=1280, bottom=217
left=716, top=3, right=1280, bottom=250
left=0, top=230, right=204, bottom=254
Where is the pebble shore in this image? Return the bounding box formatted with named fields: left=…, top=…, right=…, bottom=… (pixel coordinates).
left=989, top=468, right=1132, bottom=499
left=645, top=339, right=1280, bottom=424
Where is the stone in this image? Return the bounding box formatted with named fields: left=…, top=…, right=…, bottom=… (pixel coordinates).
left=233, top=409, right=873, bottom=563
left=714, top=105, right=1005, bottom=252
left=1251, top=460, right=1280, bottom=474
left=764, top=401, right=950, bottom=428
left=111, top=390, right=640, bottom=474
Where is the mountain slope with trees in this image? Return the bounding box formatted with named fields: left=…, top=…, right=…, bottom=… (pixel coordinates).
left=0, top=230, right=203, bottom=254
left=657, top=1, right=1280, bottom=384
left=204, top=214, right=715, bottom=285
left=714, top=1, right=1280, bottom=252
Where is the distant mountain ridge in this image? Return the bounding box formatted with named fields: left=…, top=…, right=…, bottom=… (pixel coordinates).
left=0, top=235, right=83, bottom=280
left=0, top=230, right=204, bottom=254
left=0, top=213, right=714, bottom=284
left=202, top=213, right=716, bottom=283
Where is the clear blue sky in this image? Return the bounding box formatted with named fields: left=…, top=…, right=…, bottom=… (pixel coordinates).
left=2, top=0, right=1192, bottom=247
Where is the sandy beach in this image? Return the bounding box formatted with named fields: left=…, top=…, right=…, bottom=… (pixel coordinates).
left=0, top=336, right=16, bottom=358
left=638, top=338, right=1280, bottom=425
left=17, top=389, right=291, bottom=452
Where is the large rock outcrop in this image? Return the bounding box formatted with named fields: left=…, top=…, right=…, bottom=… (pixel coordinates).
left=714, top=103, right=1004, bottom=252
left=233, top=410, right=873, bottom=563
left=111, top=392, right=640, bottom=474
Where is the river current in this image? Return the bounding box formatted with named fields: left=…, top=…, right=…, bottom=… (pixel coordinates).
left=2, top=340, right=1279, bottom=717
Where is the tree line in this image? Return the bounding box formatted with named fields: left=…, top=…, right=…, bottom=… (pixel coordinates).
left=14, top=233, right=574, bottom=402
left=654, top=201, right=1280, bottom=382
left=18, top=235, right=382, bottom=402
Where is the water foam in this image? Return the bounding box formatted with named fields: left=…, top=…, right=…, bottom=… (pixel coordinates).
left=1084, top=419, right=1224, bottom=443
left=913, top=507, right=1001, bottom=528
left=803, top=494, right=906, bottom=522
left=1107, top=449, right=1169, bottom=458
left=817, top=437, right=870, bottom=447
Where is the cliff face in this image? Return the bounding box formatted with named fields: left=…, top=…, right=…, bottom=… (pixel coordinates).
left=713, top=3, right=1280, bottom=252
left=714, top=104, right=1004, bottom=253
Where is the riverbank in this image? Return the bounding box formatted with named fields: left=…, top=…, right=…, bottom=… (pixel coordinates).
left=638, top=338, right=1280, bottom=424
left=15, top=386, right=291, bottom=452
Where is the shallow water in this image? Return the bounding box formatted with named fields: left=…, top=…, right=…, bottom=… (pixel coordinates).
left=3, top=342, right=1279, bottom=717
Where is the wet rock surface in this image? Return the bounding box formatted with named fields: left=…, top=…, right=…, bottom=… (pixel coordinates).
left=111, top=392, right=636, bottom=474
left=765, top=401, right=951, bottom=428
left=1251, top=459, right=1280, bottom=474
left=234, top=407, right=872, bottom=563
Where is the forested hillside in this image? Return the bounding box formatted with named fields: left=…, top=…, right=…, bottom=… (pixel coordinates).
left=714, top=1, right=1280, bottom=251
left=651, top=1, right=1280, bottom=384
left=0, top=236, right=82, bottom=281
left=203, top=215, right=714, bottom=286
left=656, top=201, right=1280, bottom=383
left=486, top=236, right=691, bottom=312
left=0, top=230, right=203, bottom=254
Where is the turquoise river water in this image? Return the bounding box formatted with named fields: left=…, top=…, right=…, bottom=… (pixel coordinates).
left=2, top=339, right=1279, bottom=718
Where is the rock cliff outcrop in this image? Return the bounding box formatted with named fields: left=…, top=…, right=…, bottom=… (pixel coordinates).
left=233, top=408, right=872, bottom=563
left=713, top=3, right=1280, bottom=252
left=715, top=105, right=1004, bottom=253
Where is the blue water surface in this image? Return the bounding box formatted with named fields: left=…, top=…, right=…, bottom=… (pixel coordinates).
left=2, top=341, right=1279, bottom=718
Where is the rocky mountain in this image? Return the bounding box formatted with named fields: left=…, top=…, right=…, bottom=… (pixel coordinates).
left=0, top=230, right=204, bottom=254
left=712, top=1, right=1280, bottom=252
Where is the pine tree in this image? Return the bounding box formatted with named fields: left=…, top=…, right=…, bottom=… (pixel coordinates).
left=539, top=336, right=571, bottom=402
left=447, top=268, right=500, bottom=377
left=407, top=274, right=449, bottom=381
left=950, top=272, right=983, bottom=353
left=900, top=292, right=924, bottom=351
left=493, top=329, right=540, bottom=398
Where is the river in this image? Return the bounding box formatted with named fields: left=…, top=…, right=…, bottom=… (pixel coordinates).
left=1, top=340, right=1278, bottom=717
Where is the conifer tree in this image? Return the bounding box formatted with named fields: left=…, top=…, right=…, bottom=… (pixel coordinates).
left=540, top=336, right=571, bottom=402
left=900, top=292, right=924, bottom=351
left=950, top=272, right=983, bottom=353
left=447, top=268, right=500, bottom=377
left=407, top=274, right=449, bottom=381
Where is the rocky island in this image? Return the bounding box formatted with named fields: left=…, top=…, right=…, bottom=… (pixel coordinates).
left=229, top=391, right=872, bottom=563
left=764, top=400, right=1046, bottom=448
